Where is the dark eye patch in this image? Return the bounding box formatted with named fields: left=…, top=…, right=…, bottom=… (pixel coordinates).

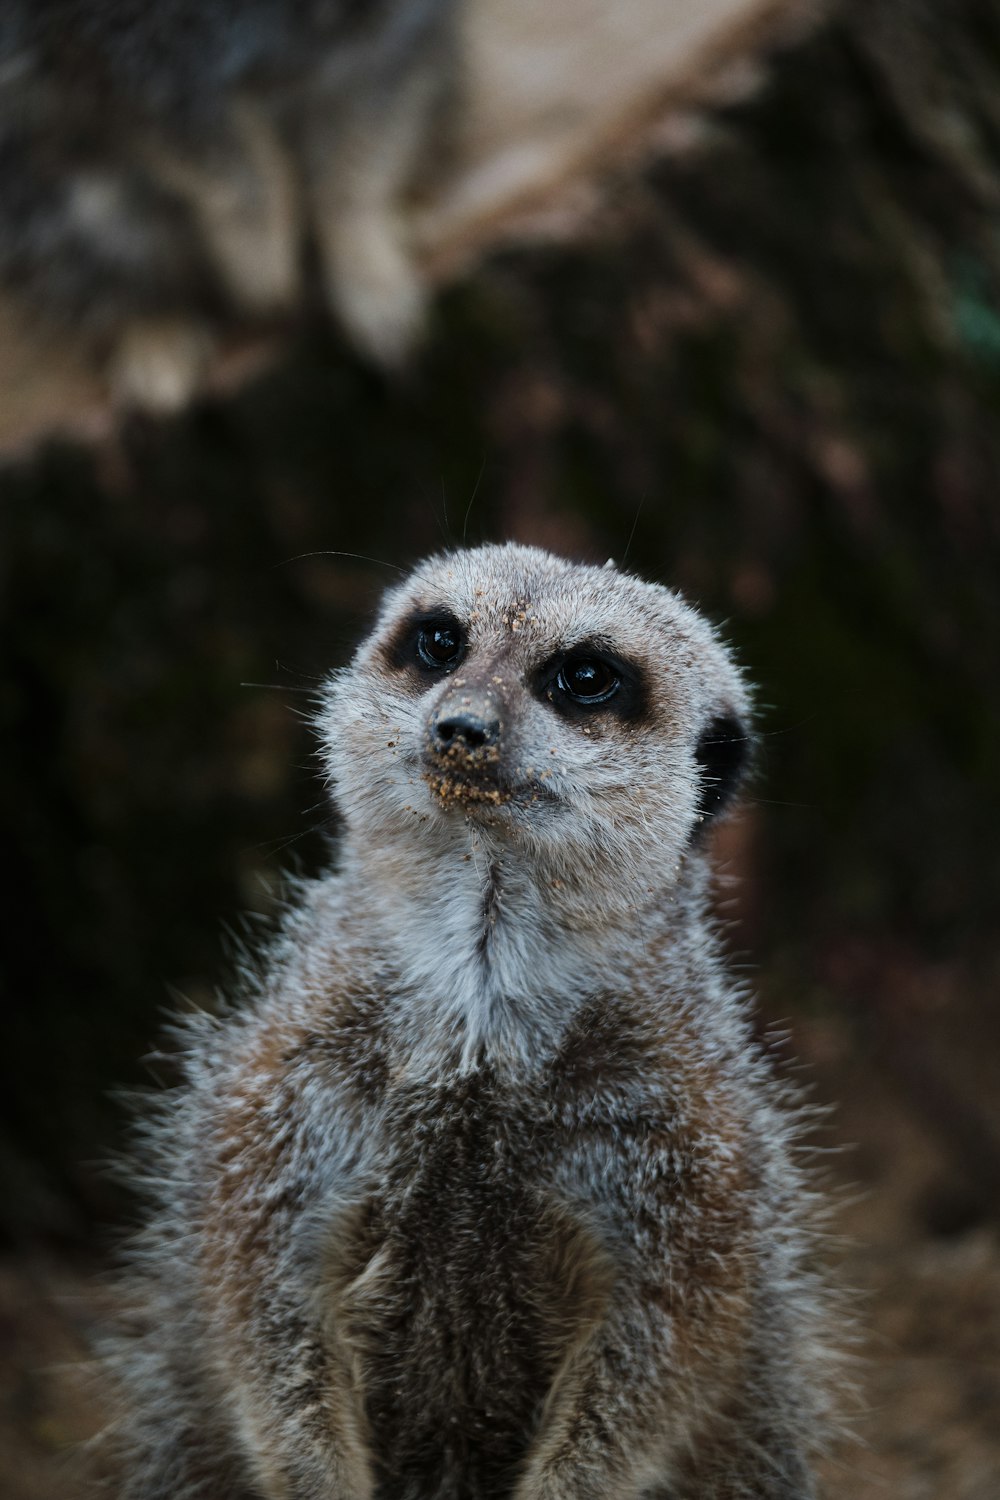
left=535, top=643, right=647, bottom=722
left=385, top=609, right=467, bottom=677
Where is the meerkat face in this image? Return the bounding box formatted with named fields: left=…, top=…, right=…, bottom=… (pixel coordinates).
left=320, top=544, right=751, bottom=903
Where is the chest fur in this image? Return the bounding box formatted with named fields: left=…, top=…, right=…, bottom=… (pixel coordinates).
left=323, top=1072, right=612, bottom=1500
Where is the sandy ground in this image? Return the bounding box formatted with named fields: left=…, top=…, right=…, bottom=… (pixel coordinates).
left=808, top=1037, right=1000, bottom=1500
left=2, top=1009, right=998, bottom=1500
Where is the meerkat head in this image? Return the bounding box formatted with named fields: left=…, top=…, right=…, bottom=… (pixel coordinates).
left=320, top=544, right=751, bottom=916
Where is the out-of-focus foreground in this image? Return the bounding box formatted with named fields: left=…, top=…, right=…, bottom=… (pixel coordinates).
left=1, top=0, right=999, bottom=1495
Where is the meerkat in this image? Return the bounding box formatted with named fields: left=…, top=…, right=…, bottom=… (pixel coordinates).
left=101, top=543, right=835, bottom=1499
left=0, top=0, right=455, bottom=407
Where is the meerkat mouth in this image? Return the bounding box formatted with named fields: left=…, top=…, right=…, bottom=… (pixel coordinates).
left=425, top=770, right=512, bottom=809
left=422, top=753, right=558, bottom=816
left=422, top=731, right=506, bottom=811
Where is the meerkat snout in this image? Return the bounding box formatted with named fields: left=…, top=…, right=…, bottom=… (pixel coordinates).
left=424, top=684, right=507, bottom=807
left=432, top=708, right=501, bottom=751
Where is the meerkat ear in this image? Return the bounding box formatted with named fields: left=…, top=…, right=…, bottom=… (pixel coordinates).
left=694, top=712, right=753, bottom=826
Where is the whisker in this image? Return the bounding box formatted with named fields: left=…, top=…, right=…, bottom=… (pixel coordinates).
left=462, top=454, right=488, bottom=544
left=441, top=478, right=451, bottom=541
left=250, top=823, right=328, bottom=860
left=746, top=797, right=812, bottom=809
left=621, top=494, right=646, bottom=568
left=274, top=550, right=406, bottom=574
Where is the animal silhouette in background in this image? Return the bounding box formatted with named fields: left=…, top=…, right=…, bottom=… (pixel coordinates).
left=102, top=544, right=835, bottom=1498
left=0, top=0, right=456, bottom=408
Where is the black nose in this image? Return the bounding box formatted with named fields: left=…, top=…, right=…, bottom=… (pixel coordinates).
left=434, top=713, right=499, bottom=750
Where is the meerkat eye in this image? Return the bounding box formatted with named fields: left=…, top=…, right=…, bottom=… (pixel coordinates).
left=416, top=618, right=465, bottom=670
left=537, top=644, right=641, bottom=718
left=555, top=656, right=620, bottom=704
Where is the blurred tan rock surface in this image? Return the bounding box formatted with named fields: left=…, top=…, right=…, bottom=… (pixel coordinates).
left=0, top=0, right=809, bottom=455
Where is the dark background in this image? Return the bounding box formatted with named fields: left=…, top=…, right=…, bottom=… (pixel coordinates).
left=1, top=1, right=999, bottom=1493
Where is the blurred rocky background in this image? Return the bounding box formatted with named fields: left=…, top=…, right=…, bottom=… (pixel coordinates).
left=2, top=0, right=999, bottom=1495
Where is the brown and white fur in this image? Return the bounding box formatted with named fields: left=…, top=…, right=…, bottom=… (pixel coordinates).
left=101, top=543, right=834, bottom=1498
